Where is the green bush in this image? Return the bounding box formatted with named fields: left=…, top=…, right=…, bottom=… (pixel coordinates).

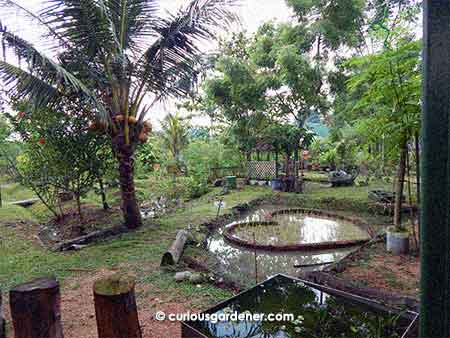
left=184, top=139, right=242, bottom=180
left=144, top=173, right=210, bottom=201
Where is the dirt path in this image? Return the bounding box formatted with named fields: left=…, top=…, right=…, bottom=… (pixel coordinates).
left=3, top=268, right=191, bottom=338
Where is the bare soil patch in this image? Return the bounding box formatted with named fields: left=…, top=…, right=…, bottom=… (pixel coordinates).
left=3, top=268, right=191, bottom=338
left=334, top=241, right=420, bottom=297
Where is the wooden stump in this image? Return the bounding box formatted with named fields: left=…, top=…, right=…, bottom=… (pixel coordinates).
left=93, top=275, right=142, bottom=338
left=9, top=277, right=64, bottom=338
left=161, top=230, right=191, bottom=266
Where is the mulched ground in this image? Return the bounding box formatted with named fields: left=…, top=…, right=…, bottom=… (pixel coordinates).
left=42, top=205, right=123, bottom=243
left=333, top=240, right=420, bottom=297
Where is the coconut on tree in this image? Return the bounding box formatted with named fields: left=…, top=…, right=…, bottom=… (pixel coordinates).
left=0, top=0, right=237, bottom=228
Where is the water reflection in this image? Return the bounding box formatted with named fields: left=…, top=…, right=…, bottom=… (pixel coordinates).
left=233, top=210, right=369, bottom=246
left=207, top=207, right=355, bottom=288
left=185, top=275, right=413, bottom=338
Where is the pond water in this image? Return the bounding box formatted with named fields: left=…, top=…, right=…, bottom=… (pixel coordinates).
left=232, top=213, right=370, bottom=246
left=183, top=274, right=416, bottom=338
left=206, top=206, right=361, bottom=288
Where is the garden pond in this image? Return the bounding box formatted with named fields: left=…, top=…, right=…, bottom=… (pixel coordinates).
left=205, top=205, right=372, bottom=287
left=182, top=274, right=417, bottom=338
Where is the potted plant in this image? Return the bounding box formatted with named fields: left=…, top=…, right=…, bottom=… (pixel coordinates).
left=271, top=172, right=285, bottom=191
left=271, top=177, right=283, bottom=191
left=386, top=224, right=409, bottom=255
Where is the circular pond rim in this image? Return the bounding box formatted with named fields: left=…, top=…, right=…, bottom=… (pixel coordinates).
left=223, top=208, right=374, bottom=252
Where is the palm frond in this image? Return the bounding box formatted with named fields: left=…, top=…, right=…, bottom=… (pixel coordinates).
left=1, top=27, right=92, bottom=94
left=107, top=0, right=159, bottom=52
left=41, top=0, right=121, bottom=56
left=134, top=0, right=239, bottom=99
left=0, top=61, right=62, bottom=106
left=0, top=0, right=68, bottom=48
left=0, top=28, right=110, bottom=124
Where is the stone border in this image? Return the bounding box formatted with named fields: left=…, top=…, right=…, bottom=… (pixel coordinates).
left=223, top=208, right=373, bottom=252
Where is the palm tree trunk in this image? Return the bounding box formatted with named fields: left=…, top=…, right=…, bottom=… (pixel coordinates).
left=114, top=141, right=142, bottom=229
left=394, top=138, right=408, bottom=227
left=99, top=177, right=109, bottom=211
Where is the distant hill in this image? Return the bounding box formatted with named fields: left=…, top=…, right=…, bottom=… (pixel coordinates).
left=305, top=114, right=330, bottom=138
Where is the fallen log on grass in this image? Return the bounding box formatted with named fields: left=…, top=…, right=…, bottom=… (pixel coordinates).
left=52, top=226, right=128, bottom=251
left=161, top=229, right=192, bottom=266
left=9, top=277, right=64, bottom=338
left=10, top=198, right=40, bottom=208
left=94, top=275, right=142, bottom=338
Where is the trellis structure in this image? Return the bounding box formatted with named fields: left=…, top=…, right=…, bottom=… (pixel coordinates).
left=247, top=161, right=277, bottom=180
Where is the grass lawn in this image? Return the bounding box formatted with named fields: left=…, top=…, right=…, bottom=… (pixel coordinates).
left=0, top=180, right=405, bottom=336
left=0, top=186, right=269, bottom=292
left=0, top=181, right=395, bottom=291
left=0, top=182, right=35, bottom=203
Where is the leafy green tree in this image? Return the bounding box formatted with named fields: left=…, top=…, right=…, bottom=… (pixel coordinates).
left=0, top=0, right=236, bottom=228
left=184, top=136, right=242, bottom=179
left=346, top=38, right=421, bottom=227
left=136, top=140, right=158, bottom=174
left=203, top=52, right=272, bottom=159
left=262, top=123, right=315, bottom=192
left=286, top=0, right=366, bottom=51
left=10, top=101, right=113, bottom=221
left=251, top=23, right=327, bottom=125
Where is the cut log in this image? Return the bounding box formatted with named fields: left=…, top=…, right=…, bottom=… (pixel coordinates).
left=9, top=277, right=64, bottom=338
left=93, top=274, right=142, bottom=338
left=161, top=230, right=191, bottom=266
left=0, top=293, right=5, bottom=338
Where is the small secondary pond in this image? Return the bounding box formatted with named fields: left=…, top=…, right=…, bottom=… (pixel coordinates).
left=206, top=206, right=365, bottom=288
left=183, top=274, right=417, bottom=338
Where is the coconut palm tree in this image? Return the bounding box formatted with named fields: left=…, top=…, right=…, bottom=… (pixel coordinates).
left=0, top=0, right=237, bottom=229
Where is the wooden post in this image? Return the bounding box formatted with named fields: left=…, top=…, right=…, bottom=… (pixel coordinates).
left=9, top=277, right=64, bottom=338
left=0, top=293, right=5, bottom=338
left=93, top=275, right=142, bottom=338
left=421, top=1, right=450, bottom=337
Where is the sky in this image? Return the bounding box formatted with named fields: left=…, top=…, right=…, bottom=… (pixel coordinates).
left=1, top=0, right=294, bottom=128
